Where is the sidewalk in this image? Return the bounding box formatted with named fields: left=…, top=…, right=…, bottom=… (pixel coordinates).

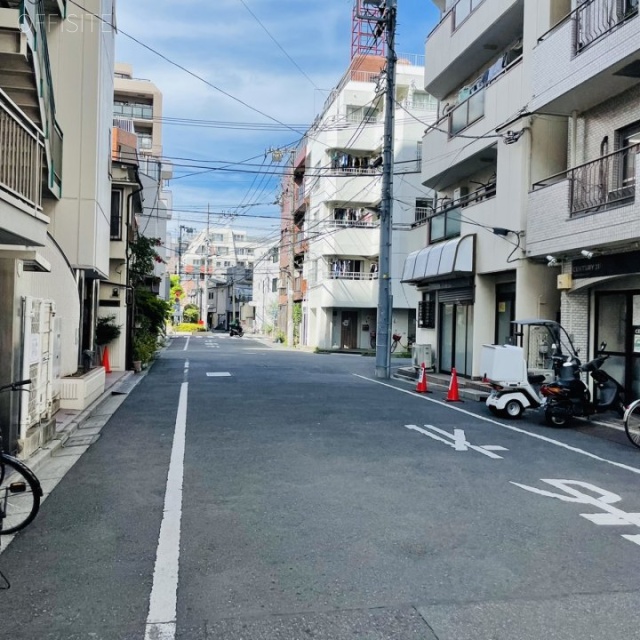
left=25, top=368, right=143, bottom=474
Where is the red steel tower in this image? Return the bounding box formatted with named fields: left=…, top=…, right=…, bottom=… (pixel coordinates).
left=351, top=0, right=387, bottom=60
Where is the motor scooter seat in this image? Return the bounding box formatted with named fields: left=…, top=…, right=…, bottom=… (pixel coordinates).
left=528, top=374, right=546, bottom=385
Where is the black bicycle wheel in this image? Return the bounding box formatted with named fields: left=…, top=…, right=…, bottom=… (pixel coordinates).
left=625, top=401, right=640, bottom=449
left=390, top=340, right=398, bottom=353
left=0, top=454, right=42, bottom=535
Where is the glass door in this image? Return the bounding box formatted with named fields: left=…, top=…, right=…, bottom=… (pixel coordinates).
left=439, top=303, right=473, bottom=376
left=495, top=283, right=516, bottom=345
left=595, top=291, right=640, bottom=401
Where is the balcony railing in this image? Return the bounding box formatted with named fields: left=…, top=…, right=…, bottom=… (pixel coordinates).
left=452, top=0, right=486, bottom=30
left=113, top=103, right=154, bottom=120
left=326, top=219, right=378, bottom=229
left=575, top=0, right=638, bottom=52
left=326, top=271, right=379, bottom=281
left=0, top=89, right=44, bottom=210
left=533, top=144, right=639, bottom=216
left=449, top=89, right=485, bottom=135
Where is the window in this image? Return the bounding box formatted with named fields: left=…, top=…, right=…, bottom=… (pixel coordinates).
left=411, top=92, right=437, bottom=110
left=271, top=277, right=278, bottom=293
left=137, top=132, right=153, bottom=150
left=418, top=292, right=436, bottom=329
left=415, top=197, right=434, bottom=224
left=429, top=207, right=461, bottom=242
left=619, top=121, right=640, bottom=188
left=346, top=105, right=379, bottom=124
left=110, top=190, right=122, bottom=240
left=212, top=233, right=224, bottom=242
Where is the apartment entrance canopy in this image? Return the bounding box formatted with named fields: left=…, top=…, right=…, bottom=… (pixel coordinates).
left=401, top=234, right=475, bottom=284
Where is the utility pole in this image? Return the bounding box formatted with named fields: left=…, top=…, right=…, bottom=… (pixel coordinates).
left=375, top=0, right=397, bottom=379
left=287, top=156, right=295, bottom=348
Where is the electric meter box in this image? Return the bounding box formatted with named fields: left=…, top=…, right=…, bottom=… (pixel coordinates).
left=481, top=344, right=526, bottom=384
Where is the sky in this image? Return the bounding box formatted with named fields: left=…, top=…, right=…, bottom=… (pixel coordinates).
left=114, top=0, right=441, bottom=244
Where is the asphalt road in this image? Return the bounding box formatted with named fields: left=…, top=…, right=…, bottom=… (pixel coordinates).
left=2, top=333, right=640, bottom=639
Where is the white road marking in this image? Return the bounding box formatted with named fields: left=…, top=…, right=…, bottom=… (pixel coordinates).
left=512, top=479, right=640, bottom=548
left=183, top=337, right=190, bottom=351
left=144, top=382, right=188, bottom=640
left=206, top=372, right=231, bottom=377
left=354, top=374, right=640, bottom=476
left=405, top=424, right=507, bottom=459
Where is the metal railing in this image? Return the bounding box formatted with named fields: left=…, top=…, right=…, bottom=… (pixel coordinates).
left=575, top=0, right=638, bottom=52
left=0, top=89, right=44, bottom=210
left=327, top=271, right=378, bottom=281
left=326, top=219, right=378, bottom=229
left=533, top=144, right=639, bottom=215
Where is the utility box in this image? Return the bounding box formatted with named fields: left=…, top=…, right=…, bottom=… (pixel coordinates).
left=481, top=344, right=525, bottom=384
left=557, top=273, right=573, bottom=290
left=412, top=344, right=433, bottom=369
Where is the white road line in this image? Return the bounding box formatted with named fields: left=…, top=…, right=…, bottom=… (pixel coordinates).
left=183, top=337, right=190, bottom=351
left=206, top=372, right=231, bottom=377
left=354, top=374, right=640, bottom=476
left=144, top=382, right=188, bottom=640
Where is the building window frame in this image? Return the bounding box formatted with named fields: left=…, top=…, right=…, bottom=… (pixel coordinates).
left=110, top=189, right=123, bottom=240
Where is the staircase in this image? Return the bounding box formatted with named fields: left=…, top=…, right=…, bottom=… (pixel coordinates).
left=0, top=0, right=64, bottom=197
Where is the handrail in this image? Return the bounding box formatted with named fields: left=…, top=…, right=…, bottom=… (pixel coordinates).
left=0, top=88, right=45, bottom=210
left=537, top=0, right=638, bottom=45
left=532, top=143, right=640, bottom=190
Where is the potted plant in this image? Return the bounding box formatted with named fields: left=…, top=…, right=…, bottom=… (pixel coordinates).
left=96, top=315, right=121, bottom=347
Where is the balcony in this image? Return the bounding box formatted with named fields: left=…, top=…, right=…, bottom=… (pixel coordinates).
left=425, top=0, right=524, bottom=99
left=532, top=0, right=640, bottom=113
left=0, top=90, right=46, bottom=228
left=527, top=145, right=640, bottom=257
left=113, top=102, right=153, bottom=120
left=421, top=58, right=521, bottom=189
left=314, top=273, right=378, bottom=308
left=327, top=172, right=381, bottom=205
left=0, top=0, right=63, bottom=198
left=313, top=218, right=380, bottom=258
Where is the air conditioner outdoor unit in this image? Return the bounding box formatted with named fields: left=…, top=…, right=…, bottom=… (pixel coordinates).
left=412, top=344, right=433, bottom=369
left=453, top=186, right=469, bottom=206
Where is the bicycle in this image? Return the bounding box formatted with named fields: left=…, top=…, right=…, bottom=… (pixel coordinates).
left=624, top=398, right=640, bottom=449
left=0, top=380, right=43, bottom=535
left=391, top=333, right=415, bottom=354
left=369, top=331, right=414, bottom=353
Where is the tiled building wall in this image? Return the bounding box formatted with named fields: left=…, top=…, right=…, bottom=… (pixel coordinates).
left=570, top=83, right=640, bottom=164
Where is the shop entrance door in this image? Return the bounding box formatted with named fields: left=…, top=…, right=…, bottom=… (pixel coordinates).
left=595, top=291, right=640, bottom=400
left=439, top=302, right=473, bottom=376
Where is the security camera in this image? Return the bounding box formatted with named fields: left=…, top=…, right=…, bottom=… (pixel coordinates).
left=581, top=249, right=594, bottom=259
left=546, top=255, right=558, bottom=266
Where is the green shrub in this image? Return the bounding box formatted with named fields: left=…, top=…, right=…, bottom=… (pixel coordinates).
left=132, top=328, right=158, bottom=364
left=175, top=323, right=206, bottom=333
left=96, top=315, right=121, bottom=346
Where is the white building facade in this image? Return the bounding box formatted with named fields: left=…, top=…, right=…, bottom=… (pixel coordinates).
left=403, top=0, right=562, bottom=378
left=527, top=0, right=640, bottom=398
left=0, top=0, right=116, bottom=455
left=302, top=54, right=437, bottom=351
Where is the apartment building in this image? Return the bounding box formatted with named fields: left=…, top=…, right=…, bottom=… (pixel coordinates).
left=403, top=0, right=563, bottom=378
left=179, top=227, right=257, bottom=326
left=0, top=0, right=116, bottom=455
left=114, top=63, right=172, bottom=301
left=107, top=124, right=144, bottom=372
left=252, top=242, right=280, bottom=335
left=527, top=0, right=640, bottom=398
left=292, top=54, right=437, bottom=350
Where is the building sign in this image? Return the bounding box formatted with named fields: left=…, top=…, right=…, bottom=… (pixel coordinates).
left=572, top=250, right=640, bottom=279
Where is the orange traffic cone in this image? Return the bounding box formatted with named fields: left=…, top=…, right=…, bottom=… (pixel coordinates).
left=102, top=345, right=112, bottom=374
left=446, top=367, right=462, bottom=402
left=416, top=362, right=429, bottom=393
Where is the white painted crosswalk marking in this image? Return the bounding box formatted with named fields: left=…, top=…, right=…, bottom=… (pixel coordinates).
left=405, top=424, right=508, bottom=459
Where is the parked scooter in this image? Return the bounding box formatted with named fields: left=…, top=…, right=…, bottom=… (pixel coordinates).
left=540, top=342, right=626, bottom=426
left=483, top=319, right=571, bottom=419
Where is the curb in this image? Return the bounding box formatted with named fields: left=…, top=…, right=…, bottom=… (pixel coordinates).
left=25, top=360, right=158, bottom=475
